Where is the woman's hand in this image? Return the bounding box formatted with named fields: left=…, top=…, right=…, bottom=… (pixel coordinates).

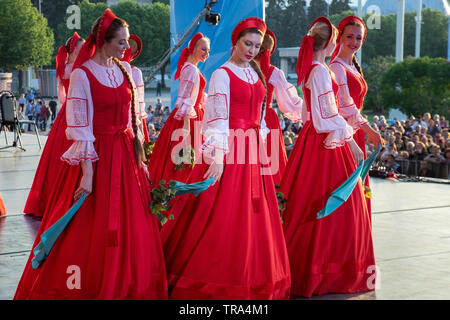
left=74, top=160, right=93, bottom=201
left=362, top=123, right=383, bottom=147
left=347, top=139, right=364, bottom=165
left=203, top=149, right=225, bottom=186
left=203, top=161, right=224, bottom=186
left=182, top=116, right=191, bottom=149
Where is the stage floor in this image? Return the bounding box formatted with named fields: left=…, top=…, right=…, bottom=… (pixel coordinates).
left=1, top=132, right=449, bottom=300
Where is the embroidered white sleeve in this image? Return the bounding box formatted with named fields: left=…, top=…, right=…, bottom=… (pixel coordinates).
left=269, top=67, right=303, bottom=122
left=318, top=90, right=339, bottom=119
left=132, top=67, right=147, bottom=120
left=123, top=62, right=144, bottom=139
left=201, top=68, right=230, bottom=158
left=174, top=64, right=200, bottom=120
left=57, top=79, right=66, bottom=105
left=307, top=65, right=353, bottom=149
left=260, top=105, right=270, bottom=141
left=62, top=68, right=98, bottom=165
left=329, top=62, right=368, bottom=130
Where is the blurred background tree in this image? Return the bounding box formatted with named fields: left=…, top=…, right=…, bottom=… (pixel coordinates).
left=363, top=56, right=395, bottom=115
left=329, top=0, right=351, bottom=16
left=0, top=0, right=54, bottom=89
left=56, top=0, right=169, bottom=86
left=381, top=57, right=449, bottom=118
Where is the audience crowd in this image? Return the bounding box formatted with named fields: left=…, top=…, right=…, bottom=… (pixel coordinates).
left=19, top=90, right=446, bottom=180
left=279, top=110, right=450, bottom=179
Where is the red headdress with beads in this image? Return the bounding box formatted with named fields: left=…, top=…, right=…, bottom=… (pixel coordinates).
left=331, top=15, right=367, bottom=62
left=296, top=16, right=334, bottom=87
left=56, top=32, right=81, bottom=80
left=174, top=32, right=204, bottom=80
left=73, top=8, right=118, bottom=70
left=260, top=29, right=277, bottom=79
left=231, top=17, right=266, bottom=46
left=121, top=34, right=143, bottom=63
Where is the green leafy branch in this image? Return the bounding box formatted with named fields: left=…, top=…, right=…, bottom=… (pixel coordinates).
left=143, top=140, right=155, bottom=165
left=174, top=145, right=196, bottom=171
left=149, top=179, right=177, bottom=226
left=275, top=184, right=287, bottom=224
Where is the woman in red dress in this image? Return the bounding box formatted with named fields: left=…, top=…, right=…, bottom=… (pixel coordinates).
left=329, top=16, right=382, bottom=214
left=159, top=17, right=291, bottom=300
left=24, top=32, right=84, bottom=217
left=121, top=34, right=149, bottom=142
left=14, top=9, right=167, bottom=299
left=0, top=192, right=6, bottom=215
left=281, top=17, right=376, bottom=297
left=147, top=33, right=209, bottom=184
left=254, top=29, right=303, bottom=184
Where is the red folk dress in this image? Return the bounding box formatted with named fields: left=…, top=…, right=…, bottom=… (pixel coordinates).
left=147, top=63, right=206, bottom=185
left=130, top=65, right=148, bottom=141
left=24, top=64, right=74, bottom=217
left=14, top=60, right=167, bottom=300
left=280, top=63, right=375, bottom=297
left=160, top=62, right=291, bottom=300
left=264, top=66, right=287, bottom=185
left=264, top=66, right=303, bottom=185
left=330, top=58, right=371, bottom=212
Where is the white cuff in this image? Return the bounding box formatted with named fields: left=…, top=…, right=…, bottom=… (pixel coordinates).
left=200, top=132, right=229, bottom=158
left=174, top=102, right=197, bottom=120
left=324, top=125, right=354, bottom=149
left=345, top=113, right=368, bottom=130
left=61, top=141, right=99, bottom=165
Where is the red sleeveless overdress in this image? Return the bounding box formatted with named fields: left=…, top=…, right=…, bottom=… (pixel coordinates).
left=160, top=66, right=291, bottom=300
left=264, top=65, right=288, bottom=185
left=147, top=69, right=206, bottom=185
left=24, top=77, right=72, bottom=217
left=14, top=65, right=167, bottom=299
left=280, top=65, right=375, bottom=297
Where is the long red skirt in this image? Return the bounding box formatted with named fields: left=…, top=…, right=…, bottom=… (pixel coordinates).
left=24, top=104, right=72, bottom=217
left=263, top=106, right=287, bottom=185
left=0, top=192, right=6, bottom=215
left=147, top=106, right=204, bottom=185
left=354, top=128, right=371, bottom=214
left=160, top=135, right=291, bottom=300
left=281, top=121, right=376, bottom=297
left=14, top=129, right=167, bottom=300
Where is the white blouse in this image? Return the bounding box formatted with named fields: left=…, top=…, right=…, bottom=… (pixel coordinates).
left=61, top=59, right=136, bottom=165
left=305, top=62, right=354, bottom=149
left=268, top=67, right=303, bottom=122
left=174, top=62, right=201, bottom=120
left=329, top=58, right=368, bottom=130
left=201, top=61, right=269, bottom=158
left=132, top=66, right=147, bottom=120
left=57, top=63, right=74, bottom=105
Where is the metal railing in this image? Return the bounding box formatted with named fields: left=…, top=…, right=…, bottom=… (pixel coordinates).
left=374, top=159, right=449, bottom=180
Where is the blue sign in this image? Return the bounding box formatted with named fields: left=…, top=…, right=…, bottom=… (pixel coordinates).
left=170, top=0, right=265, bottom=109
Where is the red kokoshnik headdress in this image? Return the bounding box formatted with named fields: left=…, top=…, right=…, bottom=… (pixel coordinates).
left=260, top=29, right=276, bottom=79
left=331, top=15, right=367, bottom=62
left=174, top=32, right=204, bottom=81
left=296, top=16, right=334, bottom=87
left=56, top=32, right=81, bottom=80
left=121, top=34, right=143, bottom=63
left=73, top=8, right=118, bottom=70
left=231, top=16, right=266, bottom=46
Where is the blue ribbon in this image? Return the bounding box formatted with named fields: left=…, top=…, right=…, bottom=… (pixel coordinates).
left=172, top=177, right=215, bottom=197
left=316, top=145, right=381, bottom=219
left=31, top=194, right=87, bottom=269
left=30, top=178, right=214, bottom=268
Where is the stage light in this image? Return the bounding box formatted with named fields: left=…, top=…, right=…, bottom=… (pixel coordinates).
left=205, top=12, right=220, bottom=25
